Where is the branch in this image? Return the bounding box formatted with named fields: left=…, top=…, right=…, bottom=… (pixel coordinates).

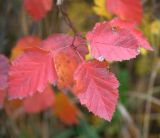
left=118, top=103, right=141, bottom=138
left=56, top=0, right=64, bottom=6
left=57, top=0, right=77, bottom=34
left=128, top=92, right=160, bottom=106
left=143, top=61, right=160, bottom=138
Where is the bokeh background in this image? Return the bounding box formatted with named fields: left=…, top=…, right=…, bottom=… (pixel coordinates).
left=0, top=0, right=160, bottom=138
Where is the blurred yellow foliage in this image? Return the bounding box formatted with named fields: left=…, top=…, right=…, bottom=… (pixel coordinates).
left=89, top=115, right=103, bottom=125
left=136, top=55, right=151, bottom=76
left=151, top=20, right=160, bottom=35
left=85, top=44, right=93, bottom=61
left=93, top=0, right=112, bottom=18
left=140, top=48, right=147, bottom=56
left=67, top=0, right=94, bottom=34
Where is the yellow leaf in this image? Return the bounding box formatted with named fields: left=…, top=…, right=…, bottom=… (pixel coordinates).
left=151, top=20, right=160, bottom=35
left=85, top=44, right=93, bottom=61
left=93, top=0, right=112, bottom=18
left=140, top=48, right=147, bottom=56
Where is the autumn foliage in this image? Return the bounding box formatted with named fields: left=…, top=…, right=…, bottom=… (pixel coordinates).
left=0, top=0, right=154, bottom=126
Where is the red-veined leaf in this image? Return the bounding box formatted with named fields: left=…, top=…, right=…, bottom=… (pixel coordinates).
left=23, top=0, right=53, bottom=21
left=74, top=61, right=119, bottom=121
left=110, top=18, right=153, bottom=50
left=42, top=34, right=88, bottom=89
left=23, top=85, right=55, bottom=113
left=9, top=47, right=57, bottom=99
left=86, top=18, right=153, bottom=62
left=106, top=0, right=143, bottom=24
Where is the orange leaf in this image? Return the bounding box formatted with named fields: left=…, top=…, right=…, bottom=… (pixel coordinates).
left=54, top=93, right=79, bottom=125
left=54, top=49, right=80, bottom=90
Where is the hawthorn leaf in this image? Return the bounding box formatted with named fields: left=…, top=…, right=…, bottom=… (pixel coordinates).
left=74, top=61, right=119, bottom=121
left=54, top=49, right=81, bottom=89
left=106, top=0, right=143, bottom=24
left=23, top=0, right=53, bottom=21
left=0, top=55, right=9, bottom=90
left=42, top=34, right=88, bottom=89
left=54, top=93, right=79, bottom=125
left=86, top=18, right=153, bottom=62
left=23, top=85, right=55, bottom=113
left=8, top=47, right=57, bottom=99
left=110, top=18, right=153, bottom=50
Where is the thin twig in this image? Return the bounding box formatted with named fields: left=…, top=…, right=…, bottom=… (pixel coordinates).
left=57, top=0, right=77, bottom=34
left=128, top=93, right=160, bottom=106
left=56, top=0, right=64, bottom=6
left=143, top=61, right=160, bottom=138
left=118, top=103, right=141, bottom=138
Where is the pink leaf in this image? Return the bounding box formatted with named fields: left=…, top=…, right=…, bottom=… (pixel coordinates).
left=8, top=47, right=57, bottom=99
left=23, top=85, right=55, bottom=113
left=23, top=0, right=53, bottom=21
left=86, top=18, right=153, bottom=62
left=106, top=0, right=143, bottom=24
left=74, top=61, right=119, bottom=121
left=110, top=18, right=153, bottom=50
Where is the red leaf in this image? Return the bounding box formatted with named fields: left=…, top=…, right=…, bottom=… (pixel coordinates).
left=42, top=34, right=88, bottom=89
left=0, top=55, right=9, bottom=90
left=8, top=47, right=57, bottom=99
left=42, top=33, right=88, bottom=58
left=23, top=85, right=55, bottom=113
left=86, top=18, right=153, bottom=62
left=74, top=61, right=119, bottom=121
left=106, top=0, right=143, bottom=24
left=23, top=0, right=53, bottom=21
